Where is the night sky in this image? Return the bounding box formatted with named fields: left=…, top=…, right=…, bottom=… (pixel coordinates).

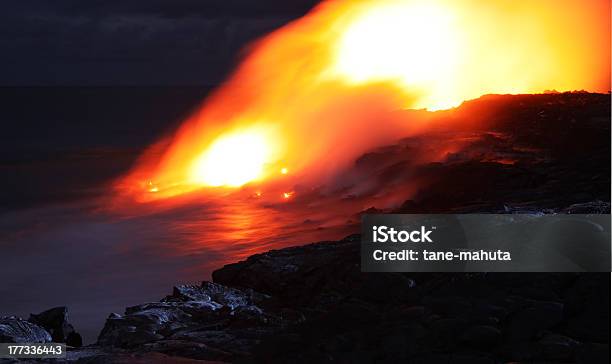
left=0, top=0, right=320, bottom=86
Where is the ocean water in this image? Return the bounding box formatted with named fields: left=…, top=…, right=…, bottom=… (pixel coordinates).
left=0, top=87, right=363, bottom=343
left=0, top=191, right=361, bottom=343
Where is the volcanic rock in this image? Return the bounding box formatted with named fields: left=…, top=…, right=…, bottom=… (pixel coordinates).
left=0, top=316, right=51, bottom=343
left=536, top=333, right=580, bottom=362
left=575, top=343, right=610, bottom=364
left=29, top=306, right=82, bottom=347
left=460, top=325, right=502, bottom=348
left=212, top=235, right=417, bottom=309
left=96, top=281, right=288, bottom=362
left=506, top=301, right=564, bottom=342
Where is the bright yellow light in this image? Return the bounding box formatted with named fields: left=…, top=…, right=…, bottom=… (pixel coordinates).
left=330, top=1, right=461, bottom=110
left=280, top=167, right=288, bottom=175
left=146, top=181, right=159, bottom=193
left=189, top=129, right=272, bottom=187
left=283, top=191, right=294, bottom=199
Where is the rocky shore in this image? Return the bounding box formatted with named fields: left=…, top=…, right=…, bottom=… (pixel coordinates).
left=1, top=92, right=610, bottom=363
left=2, top=227, right=610, bottom=363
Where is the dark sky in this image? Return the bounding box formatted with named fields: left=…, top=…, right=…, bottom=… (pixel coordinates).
left=0, top=0, right=320, bottom=86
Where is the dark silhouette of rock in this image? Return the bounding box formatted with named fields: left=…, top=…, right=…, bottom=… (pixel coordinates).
left=461, top=325, right=502, bottom=348
left=66, top=331, right=83, bottom=347
left=575, top=343, right=610, bottom=364
left=212, top=235, right=417, bottom=309
left=28, top=306, right=82, bottom=347
left=506, top=301, right=564, bottom=342
left=537, top=333, right=579, bottom=362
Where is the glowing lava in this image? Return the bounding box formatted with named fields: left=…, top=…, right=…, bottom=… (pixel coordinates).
left=329, top=2, right=461, bottom=110
left=189, top=129, right=273, bottom=187
left=117, top=0, right=610, bottom=201
left=326, top=0, right=611, bottom=110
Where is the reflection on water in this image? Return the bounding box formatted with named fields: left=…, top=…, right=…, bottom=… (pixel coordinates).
left=0, top=187, right=376, bottom=343
left=123, top=191, right=363, bottom=267
left=0, top=129, right=497, bottom=343
left=113, top=188, right=367, bottom=258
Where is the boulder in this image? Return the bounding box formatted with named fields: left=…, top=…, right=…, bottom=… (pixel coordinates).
left=97, top=281, right=287, bottom=362
left=0, top=316, right=51, bottom=343
left=505, top=301, right=563, bottom=342
left=212, top=235, right=417, bottom=308
left=28, top=306, right=82, bottom=347
left=460, top=325, right=502, bottom=348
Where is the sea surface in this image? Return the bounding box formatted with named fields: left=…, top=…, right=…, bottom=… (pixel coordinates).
left=0, top=87, right=362, bottom=343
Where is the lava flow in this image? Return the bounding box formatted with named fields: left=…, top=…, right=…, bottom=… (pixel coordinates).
left=116, top=0, right=610, bottom=202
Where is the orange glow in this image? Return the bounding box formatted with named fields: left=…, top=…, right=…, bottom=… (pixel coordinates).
left=117, top=0, right=610, bottom=201
left=146, top=181, right=159, bottom=193
left=327, top=2, right=461, bottom=110
left=325, top=0, right=611, bottom=109
left=188, top=127, right=277, bottom=187
left=283, top=192, right=295, bottom=199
